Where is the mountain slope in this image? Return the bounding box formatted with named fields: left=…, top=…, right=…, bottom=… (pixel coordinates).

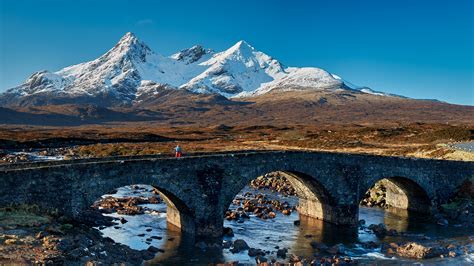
left=1, top=32, right=393, bottom=107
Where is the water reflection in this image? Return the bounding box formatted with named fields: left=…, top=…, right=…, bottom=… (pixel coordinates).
left=98, top=185, right=473, bottom=265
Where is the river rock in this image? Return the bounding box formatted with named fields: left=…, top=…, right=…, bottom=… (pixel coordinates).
left=255, top=256, right=267, bottom=264
left=230, top=239, right=249, bottom=253
left=276, top=248, right=288, bottom=258
left=57, top=238, right=75, bottom=251
left=395, top=242, right=447, bottom=259
left=248, top=248, right=265, bottom=257
left=222, top=241, right=232, bottom=249
left=327, top=243, right=345, bottom=255
left=368, top=223, right=387, bottom=237
left=223, top=227, right=234, bottom=237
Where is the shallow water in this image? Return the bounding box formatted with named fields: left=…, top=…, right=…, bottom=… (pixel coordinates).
left=11, top=151, right=65, bottom=161
left=97, top=185, right=474, bottom=265
left=452, top=141, right=474, bottom=153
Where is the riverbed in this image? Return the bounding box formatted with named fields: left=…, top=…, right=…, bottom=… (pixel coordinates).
left=96, top=185, right=473, bottom=265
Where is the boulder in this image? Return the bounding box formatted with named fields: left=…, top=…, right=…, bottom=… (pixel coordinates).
left=396, top=242, right=447, bottom=259
left=223, top=227, right=234, bottom=237
left=230, top=239, right=250, bottom=253
left=248, top=248, right=265, bottom=257
left=368, top=223, right=387, bottom=237
left=276, top=248, right=288, bottom=258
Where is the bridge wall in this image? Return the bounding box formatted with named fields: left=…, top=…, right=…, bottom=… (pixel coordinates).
left=0, top=151, right=472, bottom=241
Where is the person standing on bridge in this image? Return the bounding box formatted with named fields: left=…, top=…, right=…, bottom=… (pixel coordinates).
left=174, top=145, right=182, bottom=158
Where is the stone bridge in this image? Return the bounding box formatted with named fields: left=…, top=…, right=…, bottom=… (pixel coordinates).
left=1, top=151, right=473, bottom=241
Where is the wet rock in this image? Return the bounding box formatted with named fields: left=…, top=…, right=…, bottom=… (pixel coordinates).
left=223, top=227, right=234, bottom=237
left=255, top=256, right=267, bottom=264
left=4, top=238, right=20, bottom=245
left=222, top=241, right=232, bottom=249
left=68, top=247, right=87, bottom=259
left=74, top=234, right=92, bottom=248
left=250, top=173, right=296, bottom=197
left=76, top=210, right=116, bottom=227
left=248, top=248, right=265, bottom=257
left=293, top=220, right=300, bottom=226
left=361, top=241, right=379, bottom=249
left=57, top=238, right=75, bottom=251
left=92, top=195, right=162, bottom=216
left=368, top=223, right=387, bottom=237
left=142, top=251, right=156, bottom=260
left=137, top=234, right=145, bottom=237
left=150, top=236, right=162, bottom=240
left=230, top=239, right=249, bottom=253
left=120, top=217, right=128, bottom=224
left=395, top=242, right=448, bottom=259
left=327, top=243, right=345, bottom=255
left=276, top=248, right=288, bottom=258
left=437, top=218, right=449, bottom=226
left=387, top=229, right=398, bottom=236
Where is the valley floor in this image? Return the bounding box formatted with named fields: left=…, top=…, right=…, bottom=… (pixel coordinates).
left=1, top=122, right=472, bottom=163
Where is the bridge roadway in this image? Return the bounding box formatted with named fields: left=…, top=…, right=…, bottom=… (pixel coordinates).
left=1, top=150, right=473, bottom=241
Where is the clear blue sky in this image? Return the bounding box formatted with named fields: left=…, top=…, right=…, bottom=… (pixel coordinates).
left=0, top=0, right=472, bottom=105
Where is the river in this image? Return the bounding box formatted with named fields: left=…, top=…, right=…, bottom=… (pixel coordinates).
left=96, top=185, right=474, bottom=265
left=450, top=141, right=474, bottom=153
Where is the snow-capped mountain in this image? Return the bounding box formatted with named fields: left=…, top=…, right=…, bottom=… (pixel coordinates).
left=0, top=32, right=394, bottom=107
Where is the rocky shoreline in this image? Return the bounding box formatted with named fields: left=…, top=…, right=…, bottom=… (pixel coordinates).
left=0, top=206, right=158, bottom=265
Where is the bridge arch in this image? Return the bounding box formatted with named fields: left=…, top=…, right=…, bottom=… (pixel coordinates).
left=221, top=168, right=356, bottom=227
left=359, top=176, right=432, bottom=213
left=72, top=165, right=199, bottom=236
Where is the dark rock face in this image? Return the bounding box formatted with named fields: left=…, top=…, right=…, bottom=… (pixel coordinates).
left=172, top=45, right=212, bottom=64
left=0, top=151, right=472, bottom=242
left=230, top=239, right=250, bottom=253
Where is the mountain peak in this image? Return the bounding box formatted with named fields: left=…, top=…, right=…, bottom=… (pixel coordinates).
left=115, top=32, right=144, bottom=48
left=105, top=32, right=152, bottom=63
left=227, top=40, right=254, bottom=53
